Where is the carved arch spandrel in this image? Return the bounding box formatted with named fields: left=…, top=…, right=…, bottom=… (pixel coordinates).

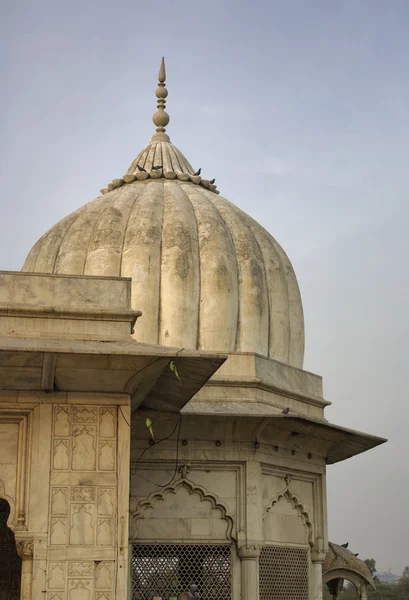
left=263, top=485, right=314, bottom=548
left=131, top=478, right=235, bottom=541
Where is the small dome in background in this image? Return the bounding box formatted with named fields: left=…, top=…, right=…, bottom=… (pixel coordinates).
left=22, top=58, right=305, bottom=368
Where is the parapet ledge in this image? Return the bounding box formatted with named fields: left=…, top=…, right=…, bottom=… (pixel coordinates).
left=0, top=271, right=140, bottom=341
left=192, top=352, right=329, bottom=419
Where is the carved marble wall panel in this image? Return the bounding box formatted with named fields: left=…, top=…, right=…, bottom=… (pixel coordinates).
left=47, top=563, right=66, bottom=590
left=98, top=441, right=115, bottom=471
left=72, top=426, right=97, bottom=471
left=96, top=518, right=113, bottom=546
left=53, top=441, right=70, bottom=471
left=95, top=561, right=114, bottom=591
left=49, top=485, right=116, bottom=548
left=47, top=405, right=120, bottom=589
left=70, top=504, right=95, bottom=546
left=52, top=406, right=116, bottom=473
left=99, top=409, right=116, bottom=439
left=68, top=562, right=94, bottom=578
left=50, top=517, right=68, bottom=545
left=51, top=488, right=69, bottom=515
left=97, top=489, right=114, bottom=516
left=54, top=407, right=70, bottom=437
left=30, top=401, right=128, bottom=600
left=68, top=578, right=93, bottom=600
left=46, top=559, right=114, bottom=599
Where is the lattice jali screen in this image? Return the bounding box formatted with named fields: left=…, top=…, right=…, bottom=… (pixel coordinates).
left=132, top=544, right=232, bottom=600
left=259, top=545, right=309, bottom=600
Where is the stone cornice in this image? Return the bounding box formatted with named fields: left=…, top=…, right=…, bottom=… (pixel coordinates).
left=205, top=376, right=330, bottom=408
left=0, top=303, right=141, bottom=325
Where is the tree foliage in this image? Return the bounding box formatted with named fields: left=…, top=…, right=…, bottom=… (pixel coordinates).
left=364, top=558, right=377, bottom=576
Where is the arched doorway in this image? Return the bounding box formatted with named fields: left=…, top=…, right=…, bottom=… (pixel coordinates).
left=0, top=498, right=22, bottom=600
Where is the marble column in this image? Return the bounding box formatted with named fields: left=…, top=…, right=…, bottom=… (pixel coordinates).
left=16, top=539, right=34, bottom=600
left=311, top=547, right=326, bottom=600
left=360, top=586, right=368, bottom=600
left=237, top=544, right=262, bottom=600
left=311, top=560, right=324, bottom=600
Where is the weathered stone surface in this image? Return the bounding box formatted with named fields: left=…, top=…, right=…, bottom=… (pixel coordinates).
left=23, top=180, right=305, bottom=367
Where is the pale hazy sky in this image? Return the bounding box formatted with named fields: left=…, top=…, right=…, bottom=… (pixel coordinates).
left=1, top=0, right=409, bottom=575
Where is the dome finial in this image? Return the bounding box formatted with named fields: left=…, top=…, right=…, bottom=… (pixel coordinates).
left=152, top=57, right=170, bottom=142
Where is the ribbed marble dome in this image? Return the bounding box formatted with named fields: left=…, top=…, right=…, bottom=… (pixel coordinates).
left=22, top=60, right=305, bottom=368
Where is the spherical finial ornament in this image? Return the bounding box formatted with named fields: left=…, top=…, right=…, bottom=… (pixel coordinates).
left=153, top=109, right=170, bottom=128
left=152, top=57, right=170, bottom=136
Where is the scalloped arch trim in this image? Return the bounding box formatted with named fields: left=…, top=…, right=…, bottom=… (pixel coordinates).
left=132, top=478, right=235, bottom=540
left=263, top=486, right=314, bottom=548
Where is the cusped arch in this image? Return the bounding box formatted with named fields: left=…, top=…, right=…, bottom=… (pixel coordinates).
left=323, top=543, right=376, bottom=592
left=263, top=486, right=314, bottom=547
left=132, top=478, right=235, bottom=541
left=0, top=479, right=16, bottom=530
left=323, top=568, right=375, bottom=594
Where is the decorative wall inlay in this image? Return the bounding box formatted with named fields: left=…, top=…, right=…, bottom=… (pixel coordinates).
left=72, top=426, right=96, bottom=471
left=51, top=488, right=69, bottom=514
left=48, top=563, right=66, bottom=589
left=70, top=505, right=95, bottom=545
left=48, top=593, right=64, bottom=600
left=50, top=518, right=67, bottom=545
left=99, top=408, right=116, bottom=438
left=97, top=489, right=114, bottom=515
left=53, top=440, right=69, bottom=471
left=98, top=441, right=115, bottom=471
left=71, top=487, right=96, bottom=502
left=68, top=562, right=93, bottom=577
left=97, top=518, right=113, bottom=546
left=73, top=408, right=97, bottom=424
left=54, top=407, right=70, bottom=437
